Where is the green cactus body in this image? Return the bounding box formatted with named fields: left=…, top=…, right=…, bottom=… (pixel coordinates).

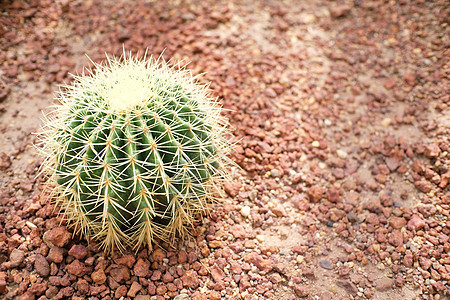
left=40, top=53, right=232, bottom=252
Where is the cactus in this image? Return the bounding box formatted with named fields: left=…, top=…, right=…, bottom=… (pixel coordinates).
left=39, top=52, right=232, bottom=253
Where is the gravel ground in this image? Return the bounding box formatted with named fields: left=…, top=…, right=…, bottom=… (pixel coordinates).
left=0, top=0, right=449, bottom=299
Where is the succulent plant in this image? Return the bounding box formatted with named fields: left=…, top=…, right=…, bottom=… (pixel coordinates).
left=39, top=52, right=232, bottom=253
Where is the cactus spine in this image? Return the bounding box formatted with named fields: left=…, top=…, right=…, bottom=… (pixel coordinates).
left=39, top=52, right=232, bottom=253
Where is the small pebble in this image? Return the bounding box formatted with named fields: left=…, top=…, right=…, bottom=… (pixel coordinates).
left=336, top=149, right=347, bottom=159
left=26, top=221, right=37, bottom=229
left=240, top=206, right=251, bottom=217
left=381, top=118, right=392, bottom=127
left=320, top=260, right=333, bottom=270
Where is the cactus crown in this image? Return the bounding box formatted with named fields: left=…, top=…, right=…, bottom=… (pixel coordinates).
left=39, top=51, right=233, bottom=253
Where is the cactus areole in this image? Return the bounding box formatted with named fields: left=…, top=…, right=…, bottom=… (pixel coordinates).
left=39, top=52, right=232, bottom=253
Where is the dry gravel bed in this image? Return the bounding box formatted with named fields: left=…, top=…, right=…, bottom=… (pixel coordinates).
left=0, top=0, right=449, bottom=299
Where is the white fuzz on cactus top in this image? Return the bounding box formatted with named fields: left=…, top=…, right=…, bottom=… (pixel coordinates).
left=70, top=52, right=208, bottom=112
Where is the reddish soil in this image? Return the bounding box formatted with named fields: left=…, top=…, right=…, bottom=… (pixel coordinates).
left=0, top=0, right=449, bottom=299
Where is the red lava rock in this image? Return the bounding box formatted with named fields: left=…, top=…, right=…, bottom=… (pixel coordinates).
left=156, top=284, right=168, bottom=295
left=66, top=260, right=87, bottom=277
left=292, top=245, right=304, bottom=255
left=419, top=257, right=432, bottom=270
left=47, top=246, right=64, bottom=263
left=244, top=252, right=272, bottom=271
left=432, top=281, right=446, bottom=292
left=239, top=274, right=251, bottom=292
left=230, top=261, right=242, bottom=274
left=271, top=205, right=286, bottom=217
left=127, top=281, right=142, bottom=297
left=48, top=276, right=60, bottom=286
left=269, top=273, right=282, bottom=284
left=407, top=214, right=426, bottom=231
left=151, top=270, right=162, bottom=281
left=389, top=217, right=407, bottom=229
left=404, top=70, right=416, bottom=86
left=43, top=226, right=71, bottom=248
left=162, top=272, right=174, bottom=283
left=395, top=275, right=405, bottom=287
left=60, top=274, right=71, bottom=286
left=108, top=277, right=121, bottom=291
left=134, top=258, right=150, bottom=277
left=224, top=181, right=242, bottom=197
left=333, top=168, right=345, bottom=179
left=0, top=272, right=7, bottom=293
left=307, top=186, right=325, bottom=202
left=417, top=205, right=437, bottom=217
left=440, top=171, right=450, bottom=189
left=85, top=257, right=95, bottom=266
left=338, top=266, right=351, bottom=277
left=19, top=292, right=35, bottom=300
left=29, top=282, right=47, bottom=296
left=26, top=201, right=41, bottom=213
left=91, top=268, right=107, bottom=284
left=403, top=253, right=413, bottom=267
left=209, top=291, right=221, bottom=300
left=0, top=153, right=11, bottom=169
left=425, top=143, right=440, bottom=158
left=114, top=254, right=136, bottom=268
left=34, top=254, right=50, bottom=277
left=5, top=248, right=25, bottom=268
left=76, top=278, right=89, bottom=294
left=366, top=213, right=379, bottom=225
left=210, top=265, right=225, bottom=283
left=181, top=269, right=199, bottom=289
left=260, top=245, right=278, bottom=256
left=152, top=248, right=166, bottom=263
left=110, top=265, right=130, bottom=283
left=294, top=284, right=310, bottom=297
left=230, top=224, right=247, bottom=239
left=326, top=188, right=341, bottom=203
left=209, top=240, right=224, bottom=249
left=214, top=281, right=226, bottom=292
left=292, top=195, right=310, bottom=211
left=68, top=244, right=88, bottom=260
left=229, top=242, right=244, bottom=253
left=90, top=284, right=107, bottom=295
left=414, top=180, right=432, bottom=193
left=411, top=159, right=425, bottom=174
left=385, top=157, right=399, bottom=171
left=388, top=230, right=403, bottom=247
left=430, top=269, right=441, bottom=281
left=115, top=285, right=128, bottom=298
left=59, top=286, right=74, bottom=297
left=178, top=250, right=188, bottom=264
left=147, top=281, right=156, bottom=295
